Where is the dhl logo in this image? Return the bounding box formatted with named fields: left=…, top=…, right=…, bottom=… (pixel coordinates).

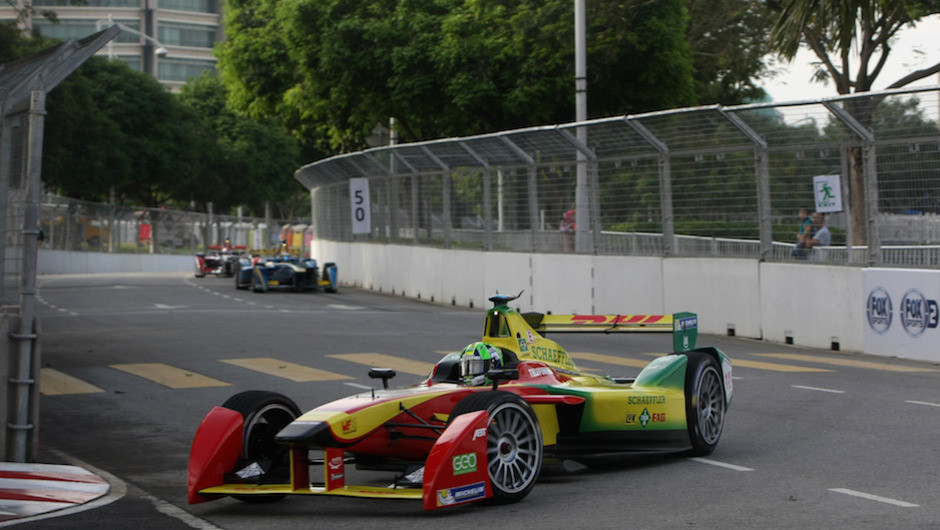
left=568, top=315, right=668, bottom=325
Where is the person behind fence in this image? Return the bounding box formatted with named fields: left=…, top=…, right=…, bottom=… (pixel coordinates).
left=804, top=212, right=831, bottom=259
left=560, top=209, right=576, bottom=251
left=790, top=208, right=815, bottom=259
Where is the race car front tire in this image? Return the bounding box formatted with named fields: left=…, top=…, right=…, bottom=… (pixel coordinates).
left=449, top=391, right=543, bottom=504
left=221, top=391, right=302, bottom=503
left=684, top=352, right=725, bottom=456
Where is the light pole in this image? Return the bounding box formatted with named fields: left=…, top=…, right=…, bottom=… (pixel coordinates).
left=95, top=15, right=168, bottom=76
left=574, top=0, right=590, bottom=252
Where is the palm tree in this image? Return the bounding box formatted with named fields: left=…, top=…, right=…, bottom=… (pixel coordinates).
left=766, top=0, right=940, bottom=246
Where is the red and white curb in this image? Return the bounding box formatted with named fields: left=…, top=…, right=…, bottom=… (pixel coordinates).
left=0, top=463, right=109, bottom=523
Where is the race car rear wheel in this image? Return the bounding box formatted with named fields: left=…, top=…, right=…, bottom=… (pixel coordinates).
left=450, top=391, right=543, bottom=504
left=684, top=353, right=725, bottom=456
left=221, top=391, right=301, bottom=502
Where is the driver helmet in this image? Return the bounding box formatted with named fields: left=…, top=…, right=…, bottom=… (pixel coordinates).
left=459, top=342, right=503, bottom=386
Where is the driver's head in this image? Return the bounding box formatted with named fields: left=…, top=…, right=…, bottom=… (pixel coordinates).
left=459, top=342, right=503, bottom=385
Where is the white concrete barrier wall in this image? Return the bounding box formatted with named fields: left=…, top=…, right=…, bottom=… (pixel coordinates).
left=38, top=249, right=194, bottom=275
left=37, top=244, right=935, bottom=361
left=309, top=240, right=903, bottom=356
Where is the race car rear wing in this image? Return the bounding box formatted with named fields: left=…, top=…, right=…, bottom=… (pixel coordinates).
left=522, top=312, right=699, bottom=353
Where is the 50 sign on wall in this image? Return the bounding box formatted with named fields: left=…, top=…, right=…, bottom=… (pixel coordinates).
left=349, top=178, right=371, bottom=235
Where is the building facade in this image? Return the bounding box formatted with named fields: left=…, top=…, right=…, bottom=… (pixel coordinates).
left=0, top=0, right=222, bottom=90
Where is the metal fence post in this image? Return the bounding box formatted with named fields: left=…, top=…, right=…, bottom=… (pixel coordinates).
left=10, top=90, right=45, bottom=462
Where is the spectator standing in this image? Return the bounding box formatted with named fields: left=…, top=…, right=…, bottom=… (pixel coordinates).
left=791, top=208, right=815, bottom=259
left=805, top=212, right=831, bottom=260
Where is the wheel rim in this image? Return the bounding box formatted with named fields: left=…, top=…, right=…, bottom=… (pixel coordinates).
left=244, top=403, right=296, bottom=461
left=697, top=367, right=724, bottom=445
left=486, top=403, right=541, bottom=494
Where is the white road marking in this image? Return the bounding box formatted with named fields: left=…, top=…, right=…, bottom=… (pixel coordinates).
left=905, top=400, right=940, bottom=407
left=792, top=385, right=845, bottom=394
left=329, top=304, right=363, bottom=310
left=688, top=457, right=754, bottom=472
left=343, top=382, right=374, bottom=390
left=828, top=488, right=919, bottom=507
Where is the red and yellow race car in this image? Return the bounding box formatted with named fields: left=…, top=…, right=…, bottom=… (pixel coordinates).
left=188, top=293, right=733, bottom=510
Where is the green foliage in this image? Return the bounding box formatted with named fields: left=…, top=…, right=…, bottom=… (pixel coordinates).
left=686, top=0, right=776, bottom=104
left=44, top=57, right=209, bottom=208
left=42, top=58, right=302, bottom=215
left=177, top=73, right=303, bottom=216
left=217, top=0, right=701, bottom=153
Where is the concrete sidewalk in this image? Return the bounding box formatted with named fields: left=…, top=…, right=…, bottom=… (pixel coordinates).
left=0, top=462, right=109, bottom=524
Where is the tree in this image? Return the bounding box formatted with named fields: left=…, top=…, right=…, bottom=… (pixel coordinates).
left=217, top=0, right=698, bottom=153
left=177, top=73, right=303, bottom=217
left=766, top=0, right=940, bottom=245
left=43, top=57, right=209, bottom=208
left=686, top=0, right=778, bottom=104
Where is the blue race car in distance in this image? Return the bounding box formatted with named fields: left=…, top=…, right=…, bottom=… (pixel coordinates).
left=235, top=254, right=337, bottom=293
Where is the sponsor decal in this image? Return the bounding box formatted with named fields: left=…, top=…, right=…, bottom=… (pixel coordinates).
left=330, top=473, right=344, bottom=481
left=437, top=481, right=487, bottom=506
left=676, top=316, right=698, bottom=331
left=517, top=338, right=529, bottom=352
left=866, top=287, right=893, bottom=335
left=625, top=413, right=636, bottom=425
left=328, top=456, right=344, bottom=470
left=472, top=428, right=487, bottom=441
left=527, top=330, right=535, bottom=344
left=638, top=408, right=665, bottom=428
left=341, top=418, right=357, bottom=434
left=452, top=452, right=478, bottom=476
left=527, top=366, right=553, bottom=378
left=900, top=288, right=939, bottom=338
left=528, top=345, right=575, bottom=367
left=627, top=395, right=666, bottom=405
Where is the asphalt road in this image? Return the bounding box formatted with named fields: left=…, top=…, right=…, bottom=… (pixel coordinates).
left=21, top=272, right=940, bottom=528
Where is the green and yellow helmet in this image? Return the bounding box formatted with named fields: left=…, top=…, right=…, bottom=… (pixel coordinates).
left=459, top=342, right=503, bottom=385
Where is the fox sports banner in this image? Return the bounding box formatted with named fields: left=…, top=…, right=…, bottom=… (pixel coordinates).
left=864, top=269, right=940, bottom=362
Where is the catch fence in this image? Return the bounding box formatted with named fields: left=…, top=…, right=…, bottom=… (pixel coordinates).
left=296, top=86, right=940, bottom=269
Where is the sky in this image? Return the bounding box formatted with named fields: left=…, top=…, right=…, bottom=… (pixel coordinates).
left=760, top=15, right=940, bottom=104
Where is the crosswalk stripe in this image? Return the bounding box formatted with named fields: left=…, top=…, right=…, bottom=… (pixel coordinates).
left=328, top=353, right=434, bottom=376
left=40, top=369, right=105, bottom=396
left=220, top=357, right=353, bottom=382
left=109, top=363, right=232, bottom=389
left=755, top=353, right=940, bottom=372
left=728, top=359, right=832, bottom=373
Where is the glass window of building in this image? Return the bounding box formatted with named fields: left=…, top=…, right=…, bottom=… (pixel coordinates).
left=158, top=21, right=215, bottom=48
left=32, top=19, right=141, bottom=43
left=157, top=57, right=215, bottom=81
left=158, top=0, right=216, bottom=13
left=33, top=0, right=140, bottom=6
left=116, top=56, right=141, bottom=71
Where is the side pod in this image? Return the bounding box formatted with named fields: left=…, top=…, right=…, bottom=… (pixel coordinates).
left=422, top=410, right=491, bottom=511
left=188, top=406, right=244, bottom=504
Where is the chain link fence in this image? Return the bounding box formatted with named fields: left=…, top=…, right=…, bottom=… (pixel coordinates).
left=297, top=86, right=940, bottom=269
left=36, top=193, right=301, bottom=257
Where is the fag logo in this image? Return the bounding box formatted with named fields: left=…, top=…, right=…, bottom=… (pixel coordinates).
left=638, top=408, right=665, bottom=428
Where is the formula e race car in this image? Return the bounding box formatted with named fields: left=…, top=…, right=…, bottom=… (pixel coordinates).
left=194, top=243, right=245, bottom=278
left=234, top=255, right=337, bottom=293
left=188, top=293, right=732, bottom=511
